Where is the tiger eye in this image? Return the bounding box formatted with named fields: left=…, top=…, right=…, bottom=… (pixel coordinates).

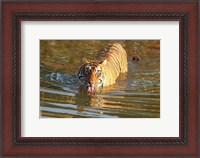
left=84, top=68, right=90, bottom=74
left=97, top=70, right=101, bottom=75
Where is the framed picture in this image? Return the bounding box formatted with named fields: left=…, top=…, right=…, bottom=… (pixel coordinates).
left=1, top=1, right=199, bottom=157
left=40, top=40, right=160, bottom=119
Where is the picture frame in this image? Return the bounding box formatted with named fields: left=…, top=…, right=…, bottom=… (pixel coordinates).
left=1, top=0, right=199, bottom=157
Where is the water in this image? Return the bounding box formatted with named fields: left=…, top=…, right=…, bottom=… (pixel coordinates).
left=40, top=40, right=160, bottom=118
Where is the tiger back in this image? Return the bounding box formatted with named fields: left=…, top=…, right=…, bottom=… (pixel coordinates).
left=97, top=43, right=128, bottom=86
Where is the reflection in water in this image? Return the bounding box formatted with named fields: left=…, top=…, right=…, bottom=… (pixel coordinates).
left=40, top=40, right=160, bottom=118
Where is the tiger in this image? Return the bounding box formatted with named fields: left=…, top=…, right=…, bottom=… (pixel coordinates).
left=77, top=43, right=128, bottom=94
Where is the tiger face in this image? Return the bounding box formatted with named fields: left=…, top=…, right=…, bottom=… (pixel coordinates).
left=77, top=58, right=107, bottom=94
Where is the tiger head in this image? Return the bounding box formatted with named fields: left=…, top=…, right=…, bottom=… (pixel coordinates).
left=77, top=58, right=107, bottom=94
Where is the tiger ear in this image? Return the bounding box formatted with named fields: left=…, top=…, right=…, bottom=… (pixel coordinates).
left=100, top=59, right=107, bottom=65
left=81, top=58, right=89, bottom=63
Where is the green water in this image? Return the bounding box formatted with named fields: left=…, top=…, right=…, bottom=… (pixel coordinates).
left=40, top=40, right=160, bottom=118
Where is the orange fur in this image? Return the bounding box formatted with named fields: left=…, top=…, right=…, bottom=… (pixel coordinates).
left=97, top=43, right=128, bottom=86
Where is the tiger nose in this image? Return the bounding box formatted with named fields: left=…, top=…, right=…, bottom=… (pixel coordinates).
left=89, top=81, right=95, bottom=85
